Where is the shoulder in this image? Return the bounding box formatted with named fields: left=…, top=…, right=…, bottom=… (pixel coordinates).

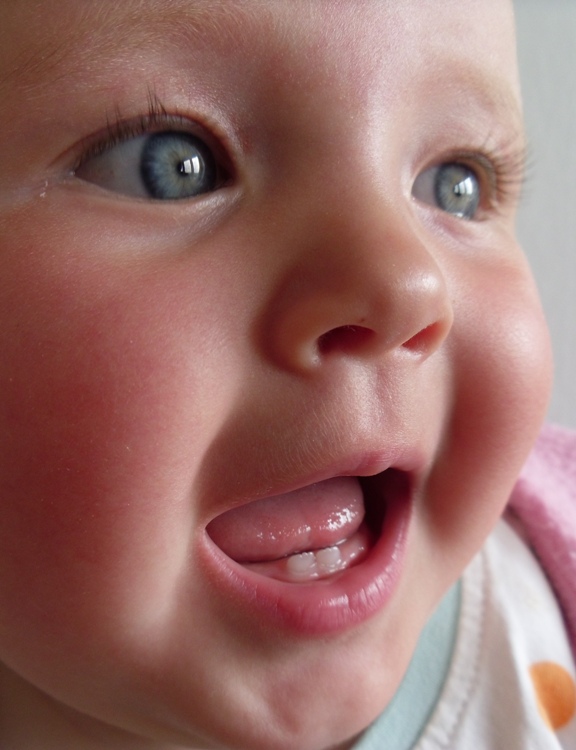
left=508, top=423, right=576, bottom=655
left=510, top=422, right=576, bottom=532
left=523, top=423, right=576, bottom=489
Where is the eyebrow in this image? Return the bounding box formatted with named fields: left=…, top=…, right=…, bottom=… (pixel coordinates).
left=426, top=59, right=526, bottom=146
left=465, top=70, right=524, bottom=129
left=2, top=0, right=525, bottom=152
left=1, top=0, right=259, bottom=94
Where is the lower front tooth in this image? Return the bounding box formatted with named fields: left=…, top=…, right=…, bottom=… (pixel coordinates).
left=242, top=525, right=370, bottom=583
left=285, top=546, right=345, bottom=580
left=316, top=546, right=343, bottom=574
left=286, top=550, right=317, bottom=578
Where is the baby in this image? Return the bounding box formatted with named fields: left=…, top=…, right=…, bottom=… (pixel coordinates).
left=0, top=1, right=574, bottom=748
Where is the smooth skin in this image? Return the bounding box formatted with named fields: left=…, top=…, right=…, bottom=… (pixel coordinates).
left=0, top=1, right=552, bottom=749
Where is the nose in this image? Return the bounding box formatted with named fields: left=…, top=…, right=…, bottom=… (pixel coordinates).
left=262, top=189, right=454, bottom=374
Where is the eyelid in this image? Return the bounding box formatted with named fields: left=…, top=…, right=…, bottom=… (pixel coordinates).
left=411, top=140, right=527, bottom=226
left=70, top=105, right=236, bottom=187
left=429, top=145, right=526, bottom=214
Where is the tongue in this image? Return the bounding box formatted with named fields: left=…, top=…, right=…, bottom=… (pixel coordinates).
left=207, top=476, right=365, bottom=563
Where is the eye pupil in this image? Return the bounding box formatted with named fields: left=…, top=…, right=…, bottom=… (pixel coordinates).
left=434, top=163, right=480, bottom=219
left=141, top=132, right=216, bottom=200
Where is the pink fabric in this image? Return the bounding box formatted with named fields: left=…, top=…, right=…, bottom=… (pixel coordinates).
left=508, top=423, right=576, bottom=657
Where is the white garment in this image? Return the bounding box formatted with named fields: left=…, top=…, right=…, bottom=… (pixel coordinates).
left=357, top=521, right=576, bottom=749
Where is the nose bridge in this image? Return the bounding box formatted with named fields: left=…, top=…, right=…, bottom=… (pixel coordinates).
left=263, top=156, right=454, bottom=372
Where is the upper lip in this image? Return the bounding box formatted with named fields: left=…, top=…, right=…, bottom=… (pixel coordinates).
left=200, top=439, right=420, bottom=636
left=202, top=441, right=427, bottom=527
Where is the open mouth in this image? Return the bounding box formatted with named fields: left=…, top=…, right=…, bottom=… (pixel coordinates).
left=206, top=469, right=407, bottom=584
left=203, top=467, right=411, bottom=634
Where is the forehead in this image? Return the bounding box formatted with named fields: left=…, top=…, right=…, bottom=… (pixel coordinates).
left=1, top=0, right=520, bottom=104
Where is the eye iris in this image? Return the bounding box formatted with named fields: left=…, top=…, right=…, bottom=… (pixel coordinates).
left=140, top=132, right=216, bottom=200
left=434, top=163, right=480, bottom=219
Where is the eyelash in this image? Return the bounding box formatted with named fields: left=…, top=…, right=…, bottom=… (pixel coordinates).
left=441, top=141, right=527, bottom=213
left=72, top=95, right=527, bottom=217
left=72, top=94, right=229, bottom=176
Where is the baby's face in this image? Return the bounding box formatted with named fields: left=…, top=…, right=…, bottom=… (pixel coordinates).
left=0, top=1, right=552, bottom=749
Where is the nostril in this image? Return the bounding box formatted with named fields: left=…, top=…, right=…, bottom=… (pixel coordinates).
left=318, top=325, right=376, bottom=356
left=402, top=321, right=447, bottom=355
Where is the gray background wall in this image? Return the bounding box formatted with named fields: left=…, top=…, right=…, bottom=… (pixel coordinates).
left=514, top=1, right=576, bottom=428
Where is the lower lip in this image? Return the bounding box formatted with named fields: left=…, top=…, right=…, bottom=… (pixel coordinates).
left=200, top=479, right=411, bottom=637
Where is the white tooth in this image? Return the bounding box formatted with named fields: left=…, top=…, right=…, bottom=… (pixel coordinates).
left=286, top=550, right=317, bottom=578
left=316, top=546, right=343, bottom=574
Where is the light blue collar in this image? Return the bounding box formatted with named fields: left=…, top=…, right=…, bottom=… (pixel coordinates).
left=352, top=581, right=461, bottom=750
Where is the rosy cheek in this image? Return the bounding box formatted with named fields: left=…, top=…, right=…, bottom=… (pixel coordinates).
left=0, top=210, right=232, bottom=635
left=425, top=258, right=552, bottom=550
left=0, top=330, right=164, bottom=619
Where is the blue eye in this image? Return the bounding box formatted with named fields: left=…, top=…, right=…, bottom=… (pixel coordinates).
left=141, top=132, right=217, bottom=200
left=413, top=162, right=481, bottom=219
left=76, top=130, right=220, bottom=200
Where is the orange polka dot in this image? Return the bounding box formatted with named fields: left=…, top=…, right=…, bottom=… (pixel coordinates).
left=530, top=662, right=576, bottom=730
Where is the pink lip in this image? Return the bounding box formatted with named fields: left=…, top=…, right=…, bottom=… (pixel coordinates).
left=200, top=465, right=413, bottom=636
